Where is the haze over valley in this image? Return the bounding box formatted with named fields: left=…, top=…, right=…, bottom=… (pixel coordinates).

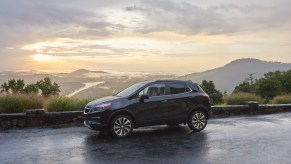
left=1, top=58, right=290, bottom=98
left=0, top=68, right=178, bottom=99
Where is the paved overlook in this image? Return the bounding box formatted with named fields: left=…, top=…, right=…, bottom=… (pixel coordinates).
left=1, top=112, right=291, bottom=164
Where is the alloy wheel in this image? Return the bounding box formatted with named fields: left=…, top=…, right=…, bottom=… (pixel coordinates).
left=113, top=117, right=132, bottom=137
left=191, top=112, right=207, bottom=130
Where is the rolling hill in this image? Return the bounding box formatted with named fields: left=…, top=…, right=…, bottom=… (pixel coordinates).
left=1, top=59, right=290, bottom=98
left=179, top=58, right=291, bottom=93
left=67, top=69, right=109, bottom=76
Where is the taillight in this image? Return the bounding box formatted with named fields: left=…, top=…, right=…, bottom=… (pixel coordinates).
left=203, top=94, right=210, bottom=101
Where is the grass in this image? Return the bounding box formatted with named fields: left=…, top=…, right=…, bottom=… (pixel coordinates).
left=45, top=96, right=92, bottom=112
left=271, top=95, right=291, bottom=104
left=0, top=94, right=92, bottom=113
left=224, top=92, right=263, bottom=105
left=5, top=92, right=290, bottom=113
left=0, top=94, right=44, bottom=113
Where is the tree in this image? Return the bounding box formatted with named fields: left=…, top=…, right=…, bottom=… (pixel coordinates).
left=200, top=80, right=223, bottom=105
left=23, top=84, right=39, bottom=94
left=255, top=77, right=282, bottom=100
left=0, top=79, right=25, bottom=93
left=281, top=70, right=291, bottom=93
left=0, top=82, right=9, bottom=93
left=233, top=81, right=254, bottom=93
left=246, top=73, right=255, bottom=84
left=36, top=77, right=60, bottom=97
left=0, top=77, right=60, bottom=96
left=257, top=70, right=291, bottom=96
left=233, top=73, right=256, bottom=93
left=15, top=79, right=25, bottom=93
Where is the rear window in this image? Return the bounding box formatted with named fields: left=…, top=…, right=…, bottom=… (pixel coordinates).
left=169, top=83, right=192, bottom=94
left=197, top=85, right=205, bottom=92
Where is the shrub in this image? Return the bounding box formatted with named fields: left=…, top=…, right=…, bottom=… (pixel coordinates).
left=45, top=96, right=92, bottom=112
left=0, top=94, right=44, bottom=113
left=200, top=80, right=223, bottom=105
left=224, top=92, right=263, bottom=105
left=271, top=95, right=291, bottom=104
left=255, top=77, right=282, bottom=100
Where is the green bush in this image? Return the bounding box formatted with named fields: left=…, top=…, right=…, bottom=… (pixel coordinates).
left=271, top=95, right=291, bottom=104
left=45, top=97, right=92, bottom=112
left=0, top=94, right=44, bottom=113
left=200, top=80, right=223, bottom=105
left=224, top=92, right=263, bottom=105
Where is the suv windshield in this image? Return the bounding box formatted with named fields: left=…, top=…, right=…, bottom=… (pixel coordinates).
left=115, top=82, right=148, bottom=97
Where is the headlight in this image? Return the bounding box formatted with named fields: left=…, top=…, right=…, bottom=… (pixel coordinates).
left=89, top=103, right=111, bottom=113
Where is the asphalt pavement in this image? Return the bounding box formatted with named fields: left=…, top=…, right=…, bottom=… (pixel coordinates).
left=1, top=112, right=291, bottom=164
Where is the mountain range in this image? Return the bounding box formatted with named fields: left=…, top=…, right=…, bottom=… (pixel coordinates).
left=179, top=58, right=291, bottom=93
left=0, top=58, right=290, bottom=98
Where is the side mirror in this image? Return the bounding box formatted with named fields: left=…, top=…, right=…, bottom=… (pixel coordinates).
left=139, top=94, right=149, bottom=102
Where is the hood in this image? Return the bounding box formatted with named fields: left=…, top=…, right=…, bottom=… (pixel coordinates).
left=86, top=96, right=123, bottom=107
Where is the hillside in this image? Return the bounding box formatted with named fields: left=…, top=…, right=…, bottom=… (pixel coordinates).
left=1, top=59, right=290, bottom=98
left=179, top=58, right=291, bottom=93
left=68, top=69, right=109, bottom=76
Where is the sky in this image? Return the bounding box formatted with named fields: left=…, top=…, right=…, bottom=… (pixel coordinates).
left=1, top=0, right=291, bottom=73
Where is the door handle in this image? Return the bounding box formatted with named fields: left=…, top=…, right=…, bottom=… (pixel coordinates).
left=161, top=100, right=167, bottom=103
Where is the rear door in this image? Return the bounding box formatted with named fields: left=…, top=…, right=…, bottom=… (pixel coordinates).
left=163, top=83, right=193, bottom=121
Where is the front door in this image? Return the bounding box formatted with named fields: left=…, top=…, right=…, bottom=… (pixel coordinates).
left=130, top=83, right=169, bottom=126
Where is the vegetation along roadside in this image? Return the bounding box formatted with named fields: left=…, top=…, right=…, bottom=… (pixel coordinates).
left=1, top=69, right=291, bottom=113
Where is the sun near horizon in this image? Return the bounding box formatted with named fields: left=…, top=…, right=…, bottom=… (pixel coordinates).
left=1, top=0, right=291, bottom=73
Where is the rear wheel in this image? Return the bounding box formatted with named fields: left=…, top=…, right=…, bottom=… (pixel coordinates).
left=187, top=110, right=207, bottom=132
left=110, top=114, right=133, bottom=138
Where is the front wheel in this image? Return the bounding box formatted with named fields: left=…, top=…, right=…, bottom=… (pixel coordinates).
left=187, top=110, right=207, bottom=132
left=110, top=114, right=133, bottom=138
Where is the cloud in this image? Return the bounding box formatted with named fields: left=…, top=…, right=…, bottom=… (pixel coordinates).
left=0, top=0, right=121, bottom=48
left=123, top=0, right=291, bottom=35
left=1, top=0, right=291, bottom=71
left=2, top=0, right=290, bottom=49
left=0, top=0, right=134, bottom=70
left=20, top=38, right=160, bottom=58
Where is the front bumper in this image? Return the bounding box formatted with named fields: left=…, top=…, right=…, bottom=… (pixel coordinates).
left=84, top=120, right=107, bottom=131
left=83, top=112, right=108, bottom=131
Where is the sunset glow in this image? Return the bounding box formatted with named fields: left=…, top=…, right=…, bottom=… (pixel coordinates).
left=1, top=0, right=291, bottom=72
left=31, top=54, right=58, bottom=62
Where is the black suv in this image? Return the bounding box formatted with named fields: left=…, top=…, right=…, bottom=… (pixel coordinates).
left=84, top=80, right=211, bottom=138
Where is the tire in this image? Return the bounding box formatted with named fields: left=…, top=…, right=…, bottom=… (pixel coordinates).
left=110, top=114, right=133, bottom=138
left=187, top=110, right=207, bottom=132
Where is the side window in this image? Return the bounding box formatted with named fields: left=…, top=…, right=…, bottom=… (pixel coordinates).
left=138, top=84, right=166, bottom=97
left=169, top=83, right=192, bottom=94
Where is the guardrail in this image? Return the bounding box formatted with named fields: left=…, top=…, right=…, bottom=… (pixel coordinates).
left=212, top=103, right=291, bottom=117
left=1, top=103, right=291, bottom=129
left=0, top=110, right=83, bottom=130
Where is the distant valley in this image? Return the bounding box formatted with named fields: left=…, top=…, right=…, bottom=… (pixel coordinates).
left=0, top=58, right=290, bottom=98
left=0, top=69, right=178, bottom=99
